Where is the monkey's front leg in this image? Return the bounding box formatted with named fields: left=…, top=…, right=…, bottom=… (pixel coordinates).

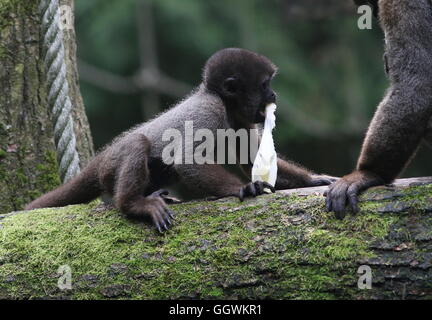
left=325, top=170, right=382, bottom=219
left=275, top=158, right=336, bottom=190
left=175, top=164, right=274, bottom=201
left=326, top=86, right=432, bottom=219
left=113, top=148, right=174, bottom=233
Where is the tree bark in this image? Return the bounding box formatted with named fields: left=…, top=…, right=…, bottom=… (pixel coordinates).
left=0, top=0, right=93, bottom=213
left=0, top=178, right=431, bottom=300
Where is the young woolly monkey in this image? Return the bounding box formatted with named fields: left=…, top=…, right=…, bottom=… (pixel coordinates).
left=326, top=0, right=432, bottom=218
left=26, top=48, right=334, bottom=231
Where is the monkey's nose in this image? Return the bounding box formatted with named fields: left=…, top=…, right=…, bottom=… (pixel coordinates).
left=267, top=91, right=276, bottom=103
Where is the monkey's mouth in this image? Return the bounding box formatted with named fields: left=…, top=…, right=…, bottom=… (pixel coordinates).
left=254, top=109, right=266, bottom=123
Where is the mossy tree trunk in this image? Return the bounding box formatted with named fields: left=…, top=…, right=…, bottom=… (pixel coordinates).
left=0, top=0, right=93, bottom=213
left=0, top=178, right=431, bottom=300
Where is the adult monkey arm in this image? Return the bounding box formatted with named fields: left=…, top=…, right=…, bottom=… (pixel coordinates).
left=239, top=124, right=336, bottom=191
left=175, top=163, right=274, bottom=201
left=326, top=0, right=432, bottom=218
left=276, top=158, right=336, bottom=189
left=241, top=157, right=335, bottom=191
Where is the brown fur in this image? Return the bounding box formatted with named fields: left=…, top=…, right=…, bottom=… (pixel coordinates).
left=26, top=48, right=334, bottom=231
left=327, top=0, right=432, bottom=218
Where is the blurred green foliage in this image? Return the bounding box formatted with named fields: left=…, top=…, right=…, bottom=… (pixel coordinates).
left=75, top=0, right=431, bottom=177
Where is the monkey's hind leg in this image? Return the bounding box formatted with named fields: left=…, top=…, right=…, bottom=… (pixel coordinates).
left=113, top=135, right=174, bottom=233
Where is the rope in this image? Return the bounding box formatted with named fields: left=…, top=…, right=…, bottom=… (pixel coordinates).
left=39, top=0, right=80, bottom=182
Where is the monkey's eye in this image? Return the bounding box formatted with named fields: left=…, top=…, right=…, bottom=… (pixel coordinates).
left=261, top=80, right=270, bottom=90
left=223, top=77, right=238, bottom=94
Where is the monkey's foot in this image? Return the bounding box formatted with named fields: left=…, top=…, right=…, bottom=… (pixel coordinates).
left=239, top=181, right=275, bottom=202
left=143, top=194, right=175, bottom=233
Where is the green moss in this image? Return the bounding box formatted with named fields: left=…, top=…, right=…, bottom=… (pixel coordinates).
left=32, top=150, right=61, bottom=197
left=0, top=0, right=37, bottom=30
left=0, top=183, right=430, bottom=299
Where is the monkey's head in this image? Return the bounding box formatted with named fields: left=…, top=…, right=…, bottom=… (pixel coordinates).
left=203, top=48, right=277, bottom=124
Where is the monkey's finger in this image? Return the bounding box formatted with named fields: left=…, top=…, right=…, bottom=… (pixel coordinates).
left=320, top=176, right=338, bottom=185
left=262, top=182, right=275, bottom=193
left=162, top=222, right=169, bottom=231
left=154, top=204, right=170, bottom=231
left=154, top=220, right=163, bottom=233
left=325, top=192, right=332, bottom=212
left=160, top=189, right=169, bottom=196
left=254, top=181, right=264, bottom=195
left=162, top=207, right=173, bottom=225
left=328, top=176, right=339, bottom=183
left=332, top=191, right=347, bottom=218
left=331, top=186, right=348, bottom=219
left=246, top=183, right=257, bottom=197
left=347, top=185, right=360, bottom=213
left=165, top=216, right=172, bottom=226
left=334, top=199, right=347, bottom=220
left=348, top=193, right=359, bottom=214
left=325, top=183, right=334, bottom=211
left=151, top=189, right=169, bottom=198
left=165, top=207, right=175, bottom=220
left=158, top=215, right=170, bottom=231
left=159, top=212, right=171, bottom=230
left=323, top=179, right=333, bottom=186
left=315, top=178, right=332, bottom=186
left=334, top=208, right=346, bottom=220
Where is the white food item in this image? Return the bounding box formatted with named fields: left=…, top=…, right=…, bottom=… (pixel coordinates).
left=251, top=103, right=278, bottom=192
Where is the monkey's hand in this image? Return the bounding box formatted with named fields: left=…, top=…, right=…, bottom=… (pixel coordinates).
left=239, top=181, right=275, bottom=202
left=309, top=174, right=338, bottom=187
left=152, top=189, right=182, bottom=204
left=146, top=190, right=175, bottom=233
left=325, top=170, right=383, bottom=219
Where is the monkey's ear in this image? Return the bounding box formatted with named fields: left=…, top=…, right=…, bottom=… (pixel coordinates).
left=222, top=77, right=238, bottom=96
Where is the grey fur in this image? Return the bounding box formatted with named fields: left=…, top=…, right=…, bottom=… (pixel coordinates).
left=26, top=48, right=334, bottom=231
left=326, top=0, right=432, bottom=218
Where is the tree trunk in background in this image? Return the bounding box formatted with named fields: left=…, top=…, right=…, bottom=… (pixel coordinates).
left=0, top=0, right=93, bottom=214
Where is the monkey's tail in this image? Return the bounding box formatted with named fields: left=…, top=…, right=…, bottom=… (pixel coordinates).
left=25, top=156, right=103, bottom=210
